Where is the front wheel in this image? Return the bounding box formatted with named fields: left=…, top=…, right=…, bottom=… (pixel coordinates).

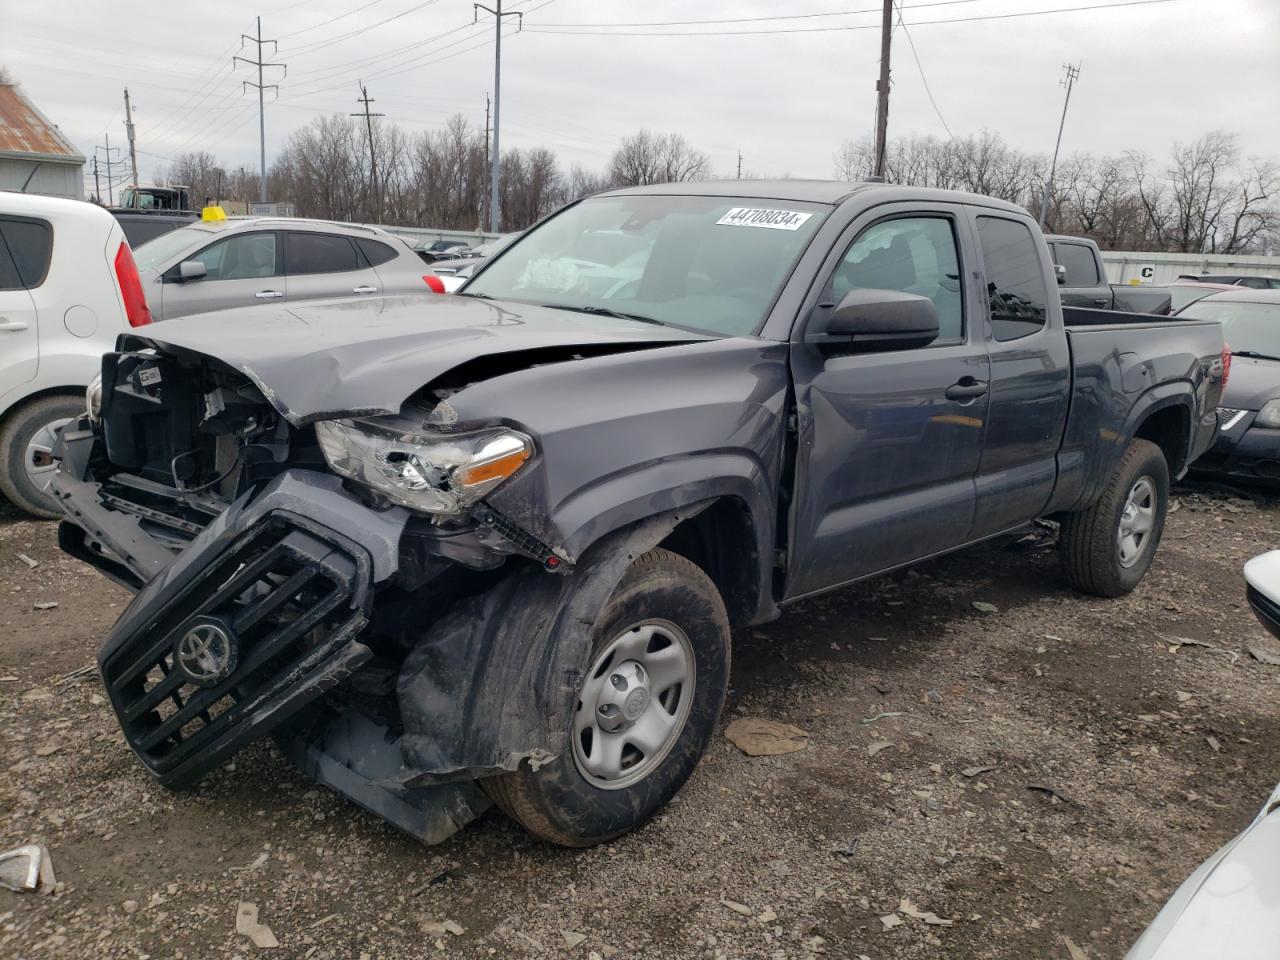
left=484, top=548, right=730, bottom=847
left=0, top=395, right=84, bottom=519
left=1060, top=437, right=1169, bottom=597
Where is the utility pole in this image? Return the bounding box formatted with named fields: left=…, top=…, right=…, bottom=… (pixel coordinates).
left=1038, top=63, right=1080, bottom=230
left=737, top=150, right=742, bottom=179
left=474, top=1, right=523, bottom=232
left=123, top=87, right=139, bottom=201
left=872, top=0, right=893, bottom=179
left=234, top=16, right=285, bottom=204
left=480, top=92, right=491, bottom=231
left=95, top=135, right=121, bottom=206
left=92, top=155, right=102, bottom=204
left=351, top=82, right=386, bottom=222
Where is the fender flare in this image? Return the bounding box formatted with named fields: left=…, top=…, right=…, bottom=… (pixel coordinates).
left=1120, top=382, right=1196, bottom=473
left=397, top=503, right=714, bottom=781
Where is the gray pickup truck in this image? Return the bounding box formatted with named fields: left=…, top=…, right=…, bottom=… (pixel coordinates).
left=1047, top=234, right=1173, bottom=314
left=50, top=181, right=1225, bottom=848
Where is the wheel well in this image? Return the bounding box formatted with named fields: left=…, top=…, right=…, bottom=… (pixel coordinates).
left=1, top=386, right=84, bottom=425
left=1134, top=405, right=1189, bottom=475
left=658, top=497, right=759, bottom=629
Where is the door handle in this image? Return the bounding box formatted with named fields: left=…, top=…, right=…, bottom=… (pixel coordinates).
left=945, top=378, right=988, bottom=401
left=0, top=317, right=29, bottom=332
left=352, top=285, right=378, bottom=294
left=255, top=290, right=284, bottom=299
left=1093, top=298, right=1110, bottom=306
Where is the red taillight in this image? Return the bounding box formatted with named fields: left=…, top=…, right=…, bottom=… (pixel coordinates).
left=422, top=274, right=445, bottom=294
left=114, top=242, right=152, bottom=327
left=1222, top=341, right=1232, bottom=388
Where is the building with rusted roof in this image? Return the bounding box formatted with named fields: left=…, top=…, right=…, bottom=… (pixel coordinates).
left=0, top=80, right=84, bottom=200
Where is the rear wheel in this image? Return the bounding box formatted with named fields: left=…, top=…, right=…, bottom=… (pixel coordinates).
left=484, top=548, right=730, bottom=846
left=0, top=395, right=84, bottom=519
left=1060, top=437, right=1169, bottom=597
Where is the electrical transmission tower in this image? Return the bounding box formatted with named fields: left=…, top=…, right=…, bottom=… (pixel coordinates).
left=235, top=16, right=286, bottom=204
left=1038, top=63, right=1081, bottom=229
left=95, top=136, right=121, bottom=206
left=474, top=1, right=523, bottom=232
left=351, top=83, right=386, bottom=222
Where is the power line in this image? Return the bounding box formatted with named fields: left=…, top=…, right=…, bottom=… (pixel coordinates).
left=894, top=0, right=955, bottom=139
left=278, top=0, right=392, bottom=40
left=525, top=0, right=1183, bottom=36
left=285, top=0, right=444, bottom=58
left=533, top=0, right=982, bottom=29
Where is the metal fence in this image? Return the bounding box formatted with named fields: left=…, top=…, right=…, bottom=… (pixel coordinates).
left=1101, top=250, right=1280, bottom=285
left=373, top=224, right=505, bottom=247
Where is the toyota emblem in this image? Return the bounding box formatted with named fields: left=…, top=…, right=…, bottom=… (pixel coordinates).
left=174, top=620, right=237, bottom=687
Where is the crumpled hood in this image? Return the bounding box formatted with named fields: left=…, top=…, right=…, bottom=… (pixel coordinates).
left=1224, top=357, right=1280, bottom=411
left=127, top=294, right=709, bottom=425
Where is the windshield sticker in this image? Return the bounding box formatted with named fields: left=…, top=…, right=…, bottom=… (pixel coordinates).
left=716, top=208, right=813, bottom=231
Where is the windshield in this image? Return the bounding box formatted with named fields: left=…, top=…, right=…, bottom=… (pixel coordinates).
left=1177, top=299, right=1280, bottom=357
left=461, top=195, right=829, bottom=336
left=1167, top=286, right=1224, bottom=311
left=131, top=224, right=218, bottom=270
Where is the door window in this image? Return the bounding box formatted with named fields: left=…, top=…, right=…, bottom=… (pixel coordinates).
left=823, top=216, right=964, bottom=341
left=187, top=233, right=277, bottom=280
left=976, top=217, right=1048, bottom=341
left=0, top=217, right=53, bottom=288
left=0, top=230, right=22, bottom=290
left=1054, top=242, right=1099, bottom=286
left=287, top=232, right=360, bottom=274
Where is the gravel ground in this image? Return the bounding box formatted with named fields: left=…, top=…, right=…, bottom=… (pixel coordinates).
left=2, top=482, right=1279, bottom=960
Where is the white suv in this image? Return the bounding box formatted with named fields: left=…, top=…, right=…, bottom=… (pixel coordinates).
left=0, top=192, right=151, bottom=517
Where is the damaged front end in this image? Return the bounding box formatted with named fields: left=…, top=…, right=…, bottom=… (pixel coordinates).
left=50, top=341, right=613, bottom=844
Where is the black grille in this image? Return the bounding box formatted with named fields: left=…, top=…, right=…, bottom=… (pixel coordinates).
left=103, top=516, right=371, bottom=784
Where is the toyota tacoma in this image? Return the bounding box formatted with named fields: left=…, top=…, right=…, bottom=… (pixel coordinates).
left=50, top=181, right=1226, bottom=847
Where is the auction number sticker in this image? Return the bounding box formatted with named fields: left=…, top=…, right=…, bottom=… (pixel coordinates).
left=716, top=207, right=813, bottom=231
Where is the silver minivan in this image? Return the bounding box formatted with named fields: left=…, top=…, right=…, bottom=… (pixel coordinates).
left=131, top=217, right=433, bottom=321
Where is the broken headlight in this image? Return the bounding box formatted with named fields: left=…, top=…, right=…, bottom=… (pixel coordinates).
left=315, top=419, right=533, bottom=517
left=86, top=372, right=103, bottom=423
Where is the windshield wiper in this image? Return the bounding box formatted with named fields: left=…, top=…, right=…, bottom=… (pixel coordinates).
left=543, top=304, right=665, bottom=326
left=1232, top=350, right=1280, bottom=362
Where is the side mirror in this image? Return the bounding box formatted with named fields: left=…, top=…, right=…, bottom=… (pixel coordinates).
left=1054, top=264, right=1067, bottom=285
left=176, top=260, right=207, bottom=282
left=819, top=289, right=940, bottom=352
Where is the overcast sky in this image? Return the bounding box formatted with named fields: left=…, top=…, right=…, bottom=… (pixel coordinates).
left=3, top=0, right=1278, bottom=195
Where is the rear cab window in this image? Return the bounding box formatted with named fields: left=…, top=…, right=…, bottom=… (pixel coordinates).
left=976, top=216, right=1049, bottom=341
left=0, top=217, right=53, bottom=289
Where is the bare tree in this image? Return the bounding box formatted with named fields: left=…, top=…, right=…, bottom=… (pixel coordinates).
left=607, top=130, right=710, bottom=186
left=164, top=152, right=227, bottom=208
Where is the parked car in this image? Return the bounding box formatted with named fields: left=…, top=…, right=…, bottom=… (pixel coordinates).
left=51, top=181, right=1224, bottom=849
left=433, top=232, right=521, bottom=291
left=130, top=215, right=437, bottom=321
left=109, top=209, right=198, bottom=249
left=411, top=237, right=472, bottom=264
left=1046, top=235, right=1172, bottom=313
left=1178, top=273, right=1280, bottom=290
left=1163, top=280, right=1237, bottom=313
left=1125, top=548, right=1280, bottom=960
left=1175, top=289, right=1280, bottom=483
left=0, top=192, right=150, bottom=517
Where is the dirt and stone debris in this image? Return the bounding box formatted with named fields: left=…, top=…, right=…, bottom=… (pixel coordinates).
left=2, top=483, right=1278, bottom=957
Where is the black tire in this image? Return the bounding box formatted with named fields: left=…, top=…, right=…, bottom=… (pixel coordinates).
left=0, top=395, right=84, bottom=519
left=1060, top=437, right=1169, bottom=597
left=484, top=548, right=730, bottom=847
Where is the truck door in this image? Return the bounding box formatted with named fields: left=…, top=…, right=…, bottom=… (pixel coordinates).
left=1052, top=241, right=1110, bottom=308
left=785, top=205, right=990, bottom=600
left=0, top=217, right=48, bottom=392
left=968, top=215, right=1071, bottom=539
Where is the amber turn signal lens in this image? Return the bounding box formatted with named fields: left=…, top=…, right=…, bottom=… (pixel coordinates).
left=458, top=447, right=531, bottom=487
